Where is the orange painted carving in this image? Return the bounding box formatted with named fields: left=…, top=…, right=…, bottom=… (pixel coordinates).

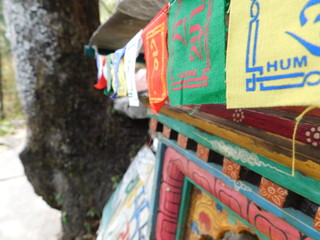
left=259, top=177, right=288, bottom=208
left=222, top=158, right=241, bottom=181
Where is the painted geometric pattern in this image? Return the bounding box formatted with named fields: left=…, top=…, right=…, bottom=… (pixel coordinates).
left=163, top=125, right=171, bottom=139
left=184, top=187, right=255, bottom=239
left=314, top=207, right=320, bottom=231
left=178, top=134, right=188, bottom=149
left=259, top=177, right=288, bottom=208
left=222, top=158, right=241, bottom=181
left=196, top=144, right=210, bottom=162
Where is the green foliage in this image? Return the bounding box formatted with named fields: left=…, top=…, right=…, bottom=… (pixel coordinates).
left=111, top=174, right=121, bottom=190
left=61, top=211, right=68, bottom=224
left=86, top=207, right=98, bottom=218
left=84, top=222, right=92, bottom=234
left=54, top=193, right=63, bottom=207
left=99, top=0, right=117, bottom=23
left=0, top=1, right=23, bottom=119
left=0, top=119, right=14, bottom=136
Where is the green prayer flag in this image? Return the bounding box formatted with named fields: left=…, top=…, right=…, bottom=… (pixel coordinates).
left=167, top=0, right=226, bottom=106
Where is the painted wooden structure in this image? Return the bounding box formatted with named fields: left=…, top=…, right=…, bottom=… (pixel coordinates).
left=146, top=103, right=320, bottom=240
left=89, top=0, right=320, bottom=238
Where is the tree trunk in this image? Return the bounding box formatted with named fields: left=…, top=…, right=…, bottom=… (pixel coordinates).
left=0, top=49, right=3, bottom=119
left=3, top=1, right=148, bottom=239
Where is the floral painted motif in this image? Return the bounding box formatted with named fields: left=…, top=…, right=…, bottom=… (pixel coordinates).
left=222, top=158, right=241, bottom=181
left=232, top=109, right=245, bottom=123
left=314, top=207, right=320, bottom=231
left=196, top=144, right=210, bottom=162
left=305, top=126, right=320, bottom=147
left=259, top=178, right=288, bottom=208
left=178, top=134, right=188, bottom=149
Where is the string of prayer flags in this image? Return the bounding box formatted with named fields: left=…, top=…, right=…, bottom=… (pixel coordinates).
left=124, top=30, right=143, bottom=107
left=166, top=0, right=226, bottom=106
left=142, top=3, right=169, bottom=113
left=111, top=47, right=127, bottom=99
left=94, top=54, right=107, bottom=90
left=226, top=0, right=320, bottom=108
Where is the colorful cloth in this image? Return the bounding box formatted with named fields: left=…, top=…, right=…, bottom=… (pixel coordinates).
left=105, top=54, right=114, bottom=92
left=94, top=54, right=107, bottom=90
left=142, top=4, right=169, bottom=113
left=111, top=47, right=127, bottom=99
left=167, top=0, right=226, bottom=106
left=124, top=30, right=143, bottom=107
left=226, top=0, right=320, bottom=108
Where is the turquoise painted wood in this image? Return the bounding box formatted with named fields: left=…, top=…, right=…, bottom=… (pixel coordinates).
left=157, top=137, right=320, bottom=239
left=149, top=141, right=166, bottom=240
left=150, top=113, right=320, bottom=206
left=175, top=178, right=193, bottom=240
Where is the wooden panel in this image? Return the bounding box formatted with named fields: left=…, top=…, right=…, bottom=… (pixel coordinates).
left=151, top=113, right=320, bottom=207
left=259, top=178, right=288, bottom=208
left=182, top=104, right=320, bottom=148
left=155, top=147, right=313, bottom=240
left=222, top=158, right=241, bottom=181
left=196, top=144, right=210, bottom=162
left=158, top=107, right=320, bottom=181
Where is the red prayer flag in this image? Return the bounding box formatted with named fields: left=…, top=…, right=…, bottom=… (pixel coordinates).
left=94, top=55, right=107, bottom=90
left=142, top=4, right=169, bottom=113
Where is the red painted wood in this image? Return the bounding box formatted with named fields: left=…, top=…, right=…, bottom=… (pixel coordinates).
left=275, top=107, right=320, bottom=119
left=183, top=104, right=320, bottom=148
left=156, top=148, right=312, bottom=240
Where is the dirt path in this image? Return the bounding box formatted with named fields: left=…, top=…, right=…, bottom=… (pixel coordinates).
left=0, top=128, right=62, bottom=240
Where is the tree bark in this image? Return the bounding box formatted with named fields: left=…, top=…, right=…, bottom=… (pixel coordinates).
left=3, top=1, right=148, bottom=239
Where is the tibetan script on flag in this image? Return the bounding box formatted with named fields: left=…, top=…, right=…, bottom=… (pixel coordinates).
left=227, top=0, right=320, bottom=108
left=142, top=4, right=169, bottom=113
left=167, top=0, right=226, bottom=106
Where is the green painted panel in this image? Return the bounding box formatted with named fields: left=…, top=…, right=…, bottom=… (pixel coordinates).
left=150, top=113, right=320, bottom=205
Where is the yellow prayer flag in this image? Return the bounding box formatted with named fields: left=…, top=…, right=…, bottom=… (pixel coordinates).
left=227, top=0, right=320, bottom=108
left=117, top=59, right=128, bottom=97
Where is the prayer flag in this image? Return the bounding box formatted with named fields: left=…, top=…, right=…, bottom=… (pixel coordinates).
left=94, top=54, right=107, bottom=90
left=125, top=30, right=143, bottom=107
left=142, top=4, right=169, bottom=113
left=167, top=0, right=226, bottom=106
left=227, top=0, right=320, bottom=108
left=111, top=47, right=127, bottom=99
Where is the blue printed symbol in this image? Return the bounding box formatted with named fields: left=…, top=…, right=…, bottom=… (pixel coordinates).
left=286, top=0, right=320, bottom=56
left=244, top=0, right=320, bottom=92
